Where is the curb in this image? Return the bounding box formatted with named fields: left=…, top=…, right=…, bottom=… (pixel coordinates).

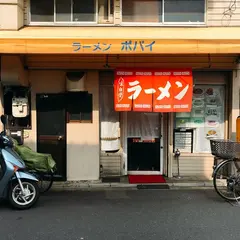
left=168, top=182, right=213, bottom=187
left=51, top=182, right=138, bottom=191
left=50, top=181, right=214, bottom=191
left=168, top=181, right=214, bottom=189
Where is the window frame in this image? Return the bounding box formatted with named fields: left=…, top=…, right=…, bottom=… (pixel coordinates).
left=67, top=113, right=93, bottom=123
left=66, top=91, right=93, bottom=124
left=27, top=0, right=206, bottom=26
left=173, top=81, right=227, bottom=154
left=29, top=0, right=102, bottom=26
left=120, top=0, right=206, bottom=26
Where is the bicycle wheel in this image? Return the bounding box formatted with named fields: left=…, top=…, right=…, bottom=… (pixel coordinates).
left=37, top=172, right=54, bottom=194
left=213, top=158, right=240, bottom=201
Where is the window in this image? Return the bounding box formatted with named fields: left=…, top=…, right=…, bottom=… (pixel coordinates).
left=66, top=92, right=93, bottom=123
left=30, top=0, right=113, bottom=24
left=174, top=85, right=225, bottom=153
left=56, top=0, right=71, bottom=22
left=122, top=0, right=205, bottom=24
left=122, top=0, right=162, bottom=23
left=73, top=0, right=96, bottom=22
left=164, top=0, right=205, bottom=23
left=98, top=0, right=114, bottom=23
left=30, top=0, right=54, bottom=22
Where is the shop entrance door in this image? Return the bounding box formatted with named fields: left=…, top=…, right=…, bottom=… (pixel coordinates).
left=124, top=112, right=163, bottom=175
left=36, top=93, right=66, bottom=181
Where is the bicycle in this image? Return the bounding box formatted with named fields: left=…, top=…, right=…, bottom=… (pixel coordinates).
left=211, top=139, right=240, bottom=201
left=28, top=170, right=54, bottom=194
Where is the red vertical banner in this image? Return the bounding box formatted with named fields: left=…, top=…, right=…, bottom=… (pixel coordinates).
left=114, top=70, right=132, bottom=111
left=171, top=70, right=193, bottom=112
left=152, top=71, right=174, bottom=112
left=152, top=69, right=193, bottom=112
left=114, top=69, right=154, bottom=112
left=131, top=71, right=153, bottom=112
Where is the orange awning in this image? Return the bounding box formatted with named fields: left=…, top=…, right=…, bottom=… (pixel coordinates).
left=1, top=26, right=240, bottom=54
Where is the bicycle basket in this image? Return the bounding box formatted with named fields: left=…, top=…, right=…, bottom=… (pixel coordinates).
left=210, top=139, right=225, bottom=156
left=210, top=139, right=240, bottom=159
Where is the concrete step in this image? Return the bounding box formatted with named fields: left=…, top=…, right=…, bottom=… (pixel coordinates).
left=50, top=179, right=214, bottom=191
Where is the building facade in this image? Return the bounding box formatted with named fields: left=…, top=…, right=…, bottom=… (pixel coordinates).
left=0, top=0, right=240, bottom=182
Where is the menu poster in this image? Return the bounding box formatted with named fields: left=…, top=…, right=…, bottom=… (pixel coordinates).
left=175, top=85, right=225, bottom=153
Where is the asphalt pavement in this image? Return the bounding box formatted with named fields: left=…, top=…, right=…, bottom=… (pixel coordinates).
left=0, top=189, right=239, bottom=240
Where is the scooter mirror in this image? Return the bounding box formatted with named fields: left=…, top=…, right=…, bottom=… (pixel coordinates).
left=0, top=115, right=6, bottom=125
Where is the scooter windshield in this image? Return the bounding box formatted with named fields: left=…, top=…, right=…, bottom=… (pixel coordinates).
left=2, top=148, right=25, bottom=169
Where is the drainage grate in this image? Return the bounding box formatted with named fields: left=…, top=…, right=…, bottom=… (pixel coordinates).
left=102, top=177, right=121, bottom=183
left=137, top=184, right=170, bottom=190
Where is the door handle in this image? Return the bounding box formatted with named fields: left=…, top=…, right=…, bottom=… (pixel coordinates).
left=58, top=136, right=63, bottom=141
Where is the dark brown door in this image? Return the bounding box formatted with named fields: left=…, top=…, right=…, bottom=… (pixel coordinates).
left=36, top=93, right=66, bottom=181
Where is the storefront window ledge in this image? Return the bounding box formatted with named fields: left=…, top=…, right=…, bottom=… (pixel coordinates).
left=100, top=150, right=122, bottom=156
left=176, top=152, right=213, bottom=157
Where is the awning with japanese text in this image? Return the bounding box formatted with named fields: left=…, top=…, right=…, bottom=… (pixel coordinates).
left=114, top=69, right=193, bottom=112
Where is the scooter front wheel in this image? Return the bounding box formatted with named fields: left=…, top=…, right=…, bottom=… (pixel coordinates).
left=8, top=180, right=40, bottom=210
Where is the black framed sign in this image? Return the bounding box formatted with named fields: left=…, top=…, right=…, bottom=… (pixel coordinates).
left=173, top=128, right=194, bottom=153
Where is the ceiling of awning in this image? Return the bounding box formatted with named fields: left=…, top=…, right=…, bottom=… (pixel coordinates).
left=24, top=54, right=239, bottom=70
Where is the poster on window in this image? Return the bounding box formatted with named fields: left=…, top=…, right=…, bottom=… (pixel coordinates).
left=114, top=68, right=193, bottom=112
left=175, top=85, right=225, bottom=153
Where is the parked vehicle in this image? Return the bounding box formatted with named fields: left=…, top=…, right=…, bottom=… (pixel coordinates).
left=0, top=115, right=40, bottom=209
left=211, top=139, right=240, bottom=201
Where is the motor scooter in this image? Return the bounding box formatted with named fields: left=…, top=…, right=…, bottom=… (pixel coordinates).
left=0, top=115, right=40, bottom=209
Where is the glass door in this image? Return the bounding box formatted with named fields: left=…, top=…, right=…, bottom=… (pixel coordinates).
left=123, top=112, right=162, bottom=175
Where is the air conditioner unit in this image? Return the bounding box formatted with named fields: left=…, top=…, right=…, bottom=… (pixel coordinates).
left=66, top=72, right=86, bottom=92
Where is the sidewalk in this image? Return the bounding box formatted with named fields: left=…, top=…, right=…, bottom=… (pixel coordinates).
left=51, top=176, right=214, bottom=191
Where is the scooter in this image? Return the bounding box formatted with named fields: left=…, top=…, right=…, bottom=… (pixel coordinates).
left=0, top=115, right=40, bottom=210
